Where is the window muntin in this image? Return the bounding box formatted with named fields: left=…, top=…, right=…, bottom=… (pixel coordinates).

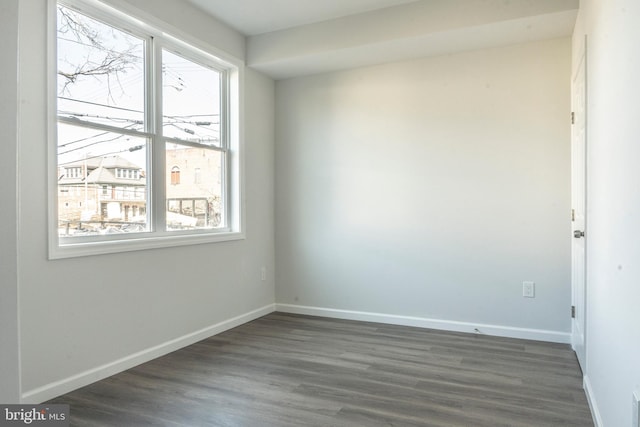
left=52, top=1, right=240, bottom=256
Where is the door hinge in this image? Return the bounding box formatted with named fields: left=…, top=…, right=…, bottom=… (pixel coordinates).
left=571, top=111, right=575, bottom=125
left=571, top=306, right=576, bottom=318
left=571, top=209, right=575, bottom=222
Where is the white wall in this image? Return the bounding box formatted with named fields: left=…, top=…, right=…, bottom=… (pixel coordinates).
left=0, top=0, right=21, bottom=404
left=574, top=0, right=640, bottom=425
left=13, top=0, right=275, bottom=402
left=275, top=38, right=572, bottom=339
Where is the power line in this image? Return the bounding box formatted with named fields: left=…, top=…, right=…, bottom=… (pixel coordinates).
left=59, top=96, right=220, bottom=118
left=166, top=114, right=218, bottom=118
left=58, top=122, right=217, bottom=156
left=59, top=134, right=130, bottom=156
left=59, top=96, right=143, bottom=114
left=59, top=111, right=142, bottom=124
left=58, top=123, right=138, bottom=148
left=59, top=129, right=110, bottom=148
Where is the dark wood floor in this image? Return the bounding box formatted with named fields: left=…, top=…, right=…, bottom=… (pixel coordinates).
left=49, top=313, right=593, bottom=426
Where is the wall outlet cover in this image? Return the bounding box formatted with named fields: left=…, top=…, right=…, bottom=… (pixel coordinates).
left=523, top=281, right=535, bottom=298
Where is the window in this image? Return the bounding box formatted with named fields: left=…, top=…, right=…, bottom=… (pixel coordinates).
left=170, top=166, right=180, bottom=185
left=50, top=0, right=243, bottom=258
left=115, top=168, right=137, bottom=179
left=65, top=167, right=82, bottom=178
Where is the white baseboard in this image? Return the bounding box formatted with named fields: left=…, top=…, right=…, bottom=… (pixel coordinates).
left=275, top=304, right=571, bottom=344
left=584, top=375, right=603, bottom=427
left=21, top=304, right=276, bottom=404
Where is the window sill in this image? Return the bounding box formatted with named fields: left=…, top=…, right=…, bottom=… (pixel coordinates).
left=49, top=230, right=245, bottom=260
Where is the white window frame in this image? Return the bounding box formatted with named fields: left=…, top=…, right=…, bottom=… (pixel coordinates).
left=48, top=0, right=244, bottom=259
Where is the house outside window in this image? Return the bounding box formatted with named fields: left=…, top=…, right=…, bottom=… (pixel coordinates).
left=50, top=0, right=243, bottom=258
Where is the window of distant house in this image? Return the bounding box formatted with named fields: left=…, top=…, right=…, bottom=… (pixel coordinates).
left=115, top=168, right=140, bottom=180
left=50, top=0, right=243, bottom=258
left=171, top=166, right=180, bottom=185
left=65, top=167, right=82, bottom=178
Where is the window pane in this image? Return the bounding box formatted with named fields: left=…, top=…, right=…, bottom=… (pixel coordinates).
left=57, top=123, right=148, bottom=237
left=166, top=143, right=224, bottom=230
left=57, top=5, right=145, bottom=129
left=162, top=50, right=221, bottom=146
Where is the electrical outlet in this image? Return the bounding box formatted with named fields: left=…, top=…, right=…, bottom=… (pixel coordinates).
left=261, top=266, right=267, bottom=281
left=523, top=281, right=535, bottom=298
left=633, top=390, right=640, bottom=427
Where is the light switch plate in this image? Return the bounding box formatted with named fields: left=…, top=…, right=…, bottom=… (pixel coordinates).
left=523, top=281, right=535, bottom=298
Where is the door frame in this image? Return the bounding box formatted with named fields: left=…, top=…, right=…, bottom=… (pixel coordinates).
left=571, top=35, right=587, bottom=372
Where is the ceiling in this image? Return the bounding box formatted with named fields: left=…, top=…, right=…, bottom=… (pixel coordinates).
left=185, top=0, right=420, bottom=36
left=184, top=0, right=579, bottom=79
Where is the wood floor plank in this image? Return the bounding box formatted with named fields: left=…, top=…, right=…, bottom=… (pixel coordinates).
left=49, top=313, right=593, bottom=426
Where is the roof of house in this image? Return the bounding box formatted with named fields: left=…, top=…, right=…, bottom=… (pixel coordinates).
left=58, top=155, right=145, bottom=186
left=62, top=155, right=142, bottom=170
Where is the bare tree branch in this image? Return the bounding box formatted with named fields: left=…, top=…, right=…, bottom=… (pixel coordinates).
left=57, top=5, right=141, bottom=100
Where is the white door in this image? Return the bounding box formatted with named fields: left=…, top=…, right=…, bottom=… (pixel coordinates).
left=571, top=41, right=587, bottom=371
